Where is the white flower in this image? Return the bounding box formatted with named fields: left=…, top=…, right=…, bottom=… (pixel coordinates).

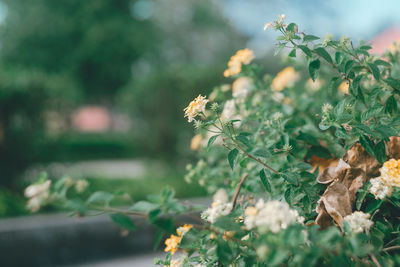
left=184, top=95, right=209, bottom=122
left=344, top=211, right=373, bottom=234
left=221, top=100, right=236, bottom=121
left=232, top=76, right=252, bottom=99
left=213, top=188, right=229, bottom=203
left=322, top=103, right=333, bottom=114
left=75, top=179, right=89, bottom=193
left=244, top=200, right=304, bottom=233
left=263, top=22, right=273, bottom=31
left=24, top=180, right=51, bottom=198
left=24, top=180, right=52, bottom=213
left=272, top=112, right=283, bottom=121
left=369, top=177, right=393, bottom=199
left=271, top=92, right=284, bottom=102
left=201, top=189, right=232, bottom=223
left=168, top=259, right=183, bottom=267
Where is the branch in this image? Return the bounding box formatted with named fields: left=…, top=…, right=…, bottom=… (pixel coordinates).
left=383, top=245, right=400, bottom=252
left=231, top=174, right=248, bottom=209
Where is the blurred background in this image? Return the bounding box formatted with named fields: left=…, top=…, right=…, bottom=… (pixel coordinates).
left=0, top=0, right=399, bottom=266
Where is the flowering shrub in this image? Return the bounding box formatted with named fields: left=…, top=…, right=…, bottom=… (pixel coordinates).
left=25, top=15, right=400, bottom=266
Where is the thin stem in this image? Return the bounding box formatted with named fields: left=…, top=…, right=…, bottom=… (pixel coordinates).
left=383, top=245, right=400, bottom=252
left=90, top=206, right=146, bottom=217
left=231, top=174, right=248, bottom=209
left=233, top=138, right=280, bottom=174
left=370, top=254, right=382, bottom=267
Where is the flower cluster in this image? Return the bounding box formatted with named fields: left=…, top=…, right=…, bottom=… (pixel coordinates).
left=271, top=66, right=300, bottom=92
left=244, top=199, right=304, bottom=233
left=164, top=224, right=193, bottom=255
left=343, top=211, right=373, bottom=233
left=24, top=180, right=52, bottom=212
left=369, top=159, right=400, bottom=199
left=263, top=14, right=286, bottom=31
left=201, top=189, right=232, bottom=223
left=223, top=48, right=255, bottom=77
left=183, top=95, right=209, bottom=122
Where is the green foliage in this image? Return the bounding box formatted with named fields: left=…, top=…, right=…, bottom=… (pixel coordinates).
left=23, top=14, right=400, bottom=266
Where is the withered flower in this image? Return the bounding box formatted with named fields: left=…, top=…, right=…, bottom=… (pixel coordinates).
left=315, top=143, right=380, bottom=229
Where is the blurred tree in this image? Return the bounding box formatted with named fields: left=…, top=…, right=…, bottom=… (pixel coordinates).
left=0, top=0, right=246, bottom=185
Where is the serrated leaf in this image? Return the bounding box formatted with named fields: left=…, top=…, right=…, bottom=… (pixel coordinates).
left=259, top=169, right=272, bottom=193
left=308, top=59, right=320, bottom=81
left=110, top=213, right=136, bottom=231
left=253, top=148, right=271, bottom=158
left=207, top=135, right=219, bottom=148
left=374, top=141, right=386, bottom=164
left=314, top=47, right=333, bottom=63
left=236, top=134, right=251, bottom=148
left=303, top=34, right=320, bottom=42
left=298, top=45, right=312, bottom=57
left=359, top=135, right=375, bottom=157
left=228, top=148, right=239, bottom=170
left=367, top=63, right=380, bottom=80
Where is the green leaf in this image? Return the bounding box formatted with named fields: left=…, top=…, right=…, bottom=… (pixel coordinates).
left=274, top=43, right=286, bottom=56
left=386, top=77, right=400, bottom=91
left=356, top=188, right=368, bottom=210
left=228, top=148, right=239, bottom=170
left=344, top=60, right=355, bottom=76
left=385, top=95, right=397, bottom=115
left=365, top=199, right=383, bottom=214
left=214, top=216, right=242, bottom=231
left=374, top=59, right=391, bottom=67
left=259, top=169, right=272, bottom=193
left=303, top=34, right=320, bottom=42
left=374, top=141, right=386, bottom=164
left=359, top=135, right=375, bottom=157
left=367, top=63, right=380, bottom=80
left=314, top=47, right=333, bottom=63
left=288, top=48, right=296, bottom=57
left=286, top=23, right=298, bottom=33
left=109, top=213, right=136, bottom=231
left=253, top=148, right=271, bottom=158
left=335, top=51, right=343, bottom=64
left=236, top=134, right=252, bottom=148
left=207, top=135, right=219, bottom=148
left=86, top=191, right=114, bottom=205
left=308, top=59, right=320, bottom=81
left=129, top=201, right=157, bottom=213
left=298, top=45, right=312, bottom=57
left=281, top=173, right=299, bottom=185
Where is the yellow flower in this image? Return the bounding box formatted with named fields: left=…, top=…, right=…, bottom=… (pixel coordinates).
left=244, top=206, right=258, bottom=216
left=271, top=67, right=300, bottom=91
left=224, top=48, right=255, bottom=77
left=338, top=81, right=349, bottom=94
left=190, top=134, right=203, bottom=151
left=381, top=159, right=400, bottom=187
left=183, top=95, right=209, bottom=122
left=164, top=234, right=181, bottom=255
left=164, top=224, right=193, bottom=255
left=305, top=78, right=322, bottom=92
left=177, top=224, right=193, bottom=236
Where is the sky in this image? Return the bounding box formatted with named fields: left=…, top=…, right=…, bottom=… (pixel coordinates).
left=221, top=0, right=400, bottom=55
